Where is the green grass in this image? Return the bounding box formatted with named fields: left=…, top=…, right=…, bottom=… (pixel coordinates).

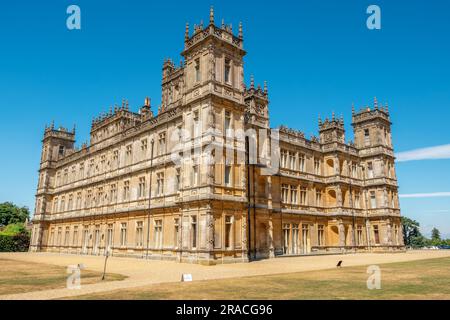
left=0, top=258, right=127, bottom=295
left=70, top=257, right=450, bottom=300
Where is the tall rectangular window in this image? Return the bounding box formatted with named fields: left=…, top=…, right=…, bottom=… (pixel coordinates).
left=281, top=150, right=288, bottom=168
left=174, top=218, right=180, bottom=248
left=357, top=226, right=363, bottom=245
left=57, top=227, right=62, bottom=246
left=283, top=223, right=290, bottom=254
left=71, top=166, right=76, bottom=182
left=72, top=226, right=78, bottom=246
left=364, top=129, right=370, bottom=146
left=224, top=110, right=231, bottom=135
left=157, top=173, right=164, bottom=196
left=106, top=224, right=113, bottom=251
left=224, top=58, right=231, bottom=83
left=110, top=184, right=117, bottom=203
left=100, top=155, right=106, bottom=172
left=141, top=139, right=148, bottom=154
left=123, top=181, right=130, bottom=201
left=373, top=225, right=380, bottom=244
left=82, top=227, right=89, bottom=252
left=367, top=162, right=374, bottom=178
left=120, top=223, right=127, bottom=247
left=191, top=216, right=197, bottom=249
left=289, top=152, right=296, bottom=170
left=281, top=184, right=289, bottom=203
left=191, top=165, right=199, bottom=187
left=136, top=221, right=144, bottom=247
left=64, top=227, right=70, bottom=246
left=370, top=191, right=377, bottom=208
left=175, top=168, right=181, bottom=192
left=314, top=159, right=320, bottom=175
left=300, top=187, right=307, bottom=205
left=315, top=189, right=322, bottom=206
left=292, top=224, right=299, bottom=254
left=63, top=169, right=68, bottom=185
left=79, top=163, right=84, bottom=179
left=97, top=187, right=104, bottom=206
left=88, top=159, right=95, bottom=176
left=126, top=145, right=133, bottom=165
left=355, top=193, right=361, bottom=208
left=86, top=190, right=92, bottom=208
left=113, top=150, right=119, bottom=168
left=317, top=225, right=324, bottom=246
left=299, top=154, right=305, bottom=172
left=158, top=133, right=166, bottom=156
left=154, top=220, right=163, bottom=249
left=60, top=196, right=65, bottom=212
left=76, top=192, right=82, bottom=209
left=53, top=198, right=58, bottom=213
left=195, top=58, right=200, bottom=82
left=138, top=177, right=146, bottom=198
left=290, top=185, right=298, bottom=204
left=225, top=216, right=233, bottom=249
left=225, top=165, right=232, bottom=186
left=68, top=194, right=73, bottom=211
left=193, top=111, right=200, bottom=138
left=50, top=229, right=55, bottom=246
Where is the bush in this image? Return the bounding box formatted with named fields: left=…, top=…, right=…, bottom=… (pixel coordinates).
left=0, top=233, right=30, bottom=252
left=0, top=223, right=27, bottom=236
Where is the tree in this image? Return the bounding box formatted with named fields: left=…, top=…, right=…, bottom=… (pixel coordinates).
left=0, top=202, right=30, bottom=227
left=431, top=227, right=441, bottom=242
left=401, top=216, right=424, bottom=247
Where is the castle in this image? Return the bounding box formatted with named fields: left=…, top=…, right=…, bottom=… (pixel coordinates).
left=30, top=8, right=404, bottom=264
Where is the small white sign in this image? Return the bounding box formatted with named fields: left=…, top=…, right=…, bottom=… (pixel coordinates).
left=181, top=274, right=193, bottom=282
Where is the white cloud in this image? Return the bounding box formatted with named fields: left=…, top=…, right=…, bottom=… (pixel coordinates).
left=396, top=144, right=450, bottom=162
left=399, top=192, right=450, bottom=198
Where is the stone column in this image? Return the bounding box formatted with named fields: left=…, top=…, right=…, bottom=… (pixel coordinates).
left=386, top=219, right=392, bottom=245
left=338, top=220, right=346, bottom=247
left=241, top=213, right=248, bottom=261
left=365, top=220, right=372, bottom=247
left=336, top=185, right=343, bottom=207
left=268, top=214, right=275, bottom=258
left=348, top=224, right=354, bottom=246
left=206, top=211, right=215, bottom=261
left=383, top=189, right=388, bottom=207
left=334, top=158, right=339, bottom=175
left=267, top=176, right=273, bottom=210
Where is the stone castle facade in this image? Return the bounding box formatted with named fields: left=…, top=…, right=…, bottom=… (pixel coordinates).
left=30, top=8, right=404, bottom=264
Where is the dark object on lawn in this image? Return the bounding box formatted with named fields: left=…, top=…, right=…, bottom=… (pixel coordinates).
left=336, top=260, right=343, bottom=268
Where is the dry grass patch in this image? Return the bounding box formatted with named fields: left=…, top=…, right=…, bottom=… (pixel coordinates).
left=0, top=258, right=126, bottom=295
left=70, top=256, right=450, bottom=300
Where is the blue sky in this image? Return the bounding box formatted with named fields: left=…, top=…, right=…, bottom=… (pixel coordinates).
left=0, top=0, right=449, bottom=237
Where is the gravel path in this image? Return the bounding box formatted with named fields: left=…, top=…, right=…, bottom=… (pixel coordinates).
left=1, top=250, right=449, bottom=300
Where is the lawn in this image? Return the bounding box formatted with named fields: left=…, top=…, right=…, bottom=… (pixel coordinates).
left=0, top=258, right=126, bottom=295
left=70, top=257, right=450, bottom=300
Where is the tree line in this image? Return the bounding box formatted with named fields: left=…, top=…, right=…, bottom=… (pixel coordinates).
left=401, top=216, right=450, bottom=248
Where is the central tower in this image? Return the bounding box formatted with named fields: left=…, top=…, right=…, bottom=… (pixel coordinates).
left=182, top=7, right=246, bottom=106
